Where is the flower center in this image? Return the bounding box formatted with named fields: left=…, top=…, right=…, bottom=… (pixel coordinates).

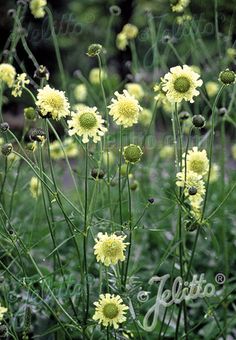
left=79, top=112, right=97, bottom=129
left=174, top=77, right=191, bottom=93
left=118, top=99, right=138, bottom=118
left=47, top=93, right=64, bottom=109
left=103, top=241, right=121, bottom=257
left=189, top=159, right=205, bottom=174
left=103, top=303, right=119, bottom=319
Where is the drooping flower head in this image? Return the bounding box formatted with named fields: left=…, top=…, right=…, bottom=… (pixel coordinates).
left=122, top=24, right=139, bottom=39
left=93, top=294, right=128, bottom=329
left=68, top=106, right=107, bottom=143
left=108, top=90, right=142, bottom=128
left=116, top=32, right=128, bottom=51
left=0, top=63, right=16, bottom=88
left=36, top=85, right=70, bottom=120
left=184, top=147, right=209, bottom=176
left=162, top=65, right=203, bottom=103
left=94, top=232, right=128, bottom=266
left=30, top=0, right=47, bottom=19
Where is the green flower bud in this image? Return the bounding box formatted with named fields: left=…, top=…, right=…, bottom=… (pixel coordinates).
left=192, top=115, right=206, bottom=128
left=219, top=69, right=235, bottom=85
left=1, top=143, right=13, bottom=156
left=24, top=107, right=36, bottom=120
left=123, top=144, right=143, bottom=164
left=0, top=122, right=9, bottom=132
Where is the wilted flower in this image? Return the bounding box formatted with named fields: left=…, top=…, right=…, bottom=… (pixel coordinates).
left=12, top=73, right=30, bottom=97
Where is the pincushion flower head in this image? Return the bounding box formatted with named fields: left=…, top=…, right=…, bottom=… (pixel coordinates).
left=219, top=69, right=236, bottom=86
left=108, top=90, right=142, bottom=128
left=94, top=232, right=128, bottom=266
left=36, top=85, right=70, bottom=120
left=67, top=106, right=107, bottom=143
left=0, top=63, right=16, bottom=88
left=171, top=0, right=190, bottom=13
left=184, top=147, right=209, bottom=176
left=162, top=65, right=203, bottom=103
left=93, top=294, right=128, bottom=329
left=12, top=73, right=30, bottom=97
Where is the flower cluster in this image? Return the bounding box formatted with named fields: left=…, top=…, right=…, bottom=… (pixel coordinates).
left=171, top=0, right=190, bottom=13
left=30, top=0, right=47, bottom=19
left=0, top=63, right=16, bottom=88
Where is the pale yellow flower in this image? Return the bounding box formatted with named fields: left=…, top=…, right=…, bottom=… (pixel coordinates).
left=68, top=106, right=107, bottom=143
left=171, top=0, right=190, bottom=13
left=0, top=305, right=7, bottom=321
left=205, top=81, right=219, bottom=97
left=122, top=24, right=138, bottom=39
left=93, top=294, right=128, bottom=329
left=159, top=145, right=174, bottom=159
left=116, top=32, right=128, bottom=51
left=74, top=84, right=87, bottom=102
left=162, top=65, right=203, bottom=103
left=125, top=83, right=144, bottom=100
left=184, top=147, right=209, bottom=176
left=12, top=73, right=30, bottom=97
left=176, top=170, right=205, bottom=208
left=94, top=232, right=128, bottom=266
left=30, top=0, right=47, bottom=19
left=36, top=85, right=70, bottom=120
left=108, top=90, right=142, bottom=128
left=0, top=63, right=16, bottom=88
left=138, top=108, right=152, bottom=127
left=30, top=177, right=41, bottom=198
left=89, top=68, right=107, bottom=85
left=208, top=163, right=219, bottom=183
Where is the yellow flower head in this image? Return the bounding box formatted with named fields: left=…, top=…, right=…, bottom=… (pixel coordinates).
left=205, top=81, right=219, bottom=98
left=36, top=85, right=70, bottom=120
left=138, top=108, right=152, bottom=127
left=122, top=24, right=138, bottom=39
left=30, top=176, right=41, bottom=199
left=68, top=106, right=107, bottom=143
left=74, top=84, right=87, bottom=102
left=12, top=73, right=30, bottom=97
left=125, top=83, right=145, bottom=100
left=162, top=65, right=203, bottom=103
left=171, top=0, right=190, bottom=13
left=154, top=83, right=172, bottom=112
left=89, top=68, right=107, bottom=85
left=63, top=137, right=79, bottom=158
left=30, top=0, right=47, bottom=19
left=0, top=63, right=16, bottom=88
left=108, top=90, right=142, bottom=128
left=0, top=305, right=7, bottom=321
left=176, top=170, right=205, bottom=208
left=116, top=32, right=128, bottom=51
left=159, top=145, right=174, bottom=159
left=94, top=232, right=128, bottom=266
left=232, top=144, right=236, bottom=160
left=208, top=163, right=219, bottom=183
left=93, top=293, right=128, bottom=329
left=184, top=147, right=209, bottom=176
